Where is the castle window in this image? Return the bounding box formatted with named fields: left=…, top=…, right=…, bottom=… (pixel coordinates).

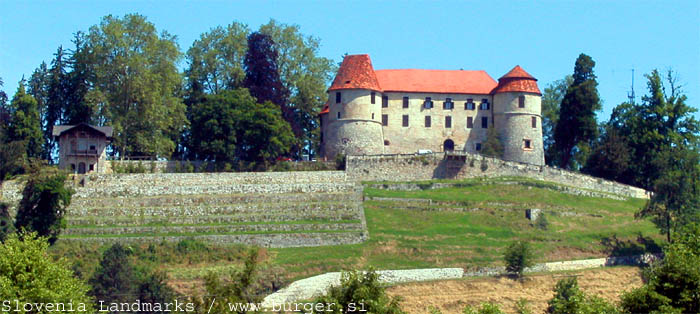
left=481, top=116, right=488, bottom=128
left=465, top=99, right=475, bottom=110
left=445, top=116, right=452, bottom=128
left=382, top=114, right=388, bottom=126
left=384, top=140, right=390, bottom=146
left=336, top=92, right=341, bottom=103
left=371, top=92, right=376, bottom=104
left=519, top=95, right=525, bottom=108
left=480, top=99, right=490, bottom=110
left=523, top=139, right=532, bottom=150
left=402, top=115, right=409, bottom=127
left=372, top=113, right=375, bottom=120
left=320, top=132, right=323, bottom=142
left=423, top=97, right=433, bottom=109
left=532, top=116, right=537, bottom=128
left=403, top=96, right=409, bottom=108
left=476, top=143, right=482, bottom=151
left=467, top=117, right=473, bottom=129
left=425, top=116, right=431, bottom=127
left=337, top=112, right=341, bottom=119
left=382, top=95, right=388, bottom=108
left=443, top=98, right=454, bottom=110
left=89, top=164, right=94, bottom=171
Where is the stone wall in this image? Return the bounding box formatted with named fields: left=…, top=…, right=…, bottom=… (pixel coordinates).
left=346, top=152, right=649, bottom=199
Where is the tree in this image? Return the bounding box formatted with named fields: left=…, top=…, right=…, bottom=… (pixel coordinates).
left=259, top=20, right=336, bottom=155
left=504, top=240, right=534, bottom=277
left=0, top=202, right=14, bottom=242
left=541, top=75, right=572, bottom=166
left=462, top=303, right=506, bottom=314
left=582, top=126, right=633, bottom=182
left=311, top=269, right=404, bottom=314
left=547, top=277, right=620, bottom=314
left=14, top=164, right=73, bottom=245
left=200, top=248, right=261, bottom=314
left=244, top=31, right=288, bottom=109
left=64, top=31, right=94, bottom=125
left=553, top=54, right=601, bottom=169
left=620, top=223, right=700, bottom=313
left=8, top=82, right=44, bottom=158
left=235, top=99, right=296, bottom=167
left=188, top=89, right=243, bottom=162
left=0, top=232, right=95, bottom=313
left=89, top=243, right=139, bottom=308
left=480, top=127, right=504, bottom=158
left=84, top=14, right=186, bottom=157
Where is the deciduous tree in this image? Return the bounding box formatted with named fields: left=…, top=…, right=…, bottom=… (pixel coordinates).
left=541, top=75, right=572, bottom=166
left=8, top=82, right=44, bottom=158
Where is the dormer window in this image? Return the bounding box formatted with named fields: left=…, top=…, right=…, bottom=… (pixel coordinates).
left=443, top=98, right=454, bottom=110
left=465, top=99, right=475, bottom=110
left=423, top=97, right=433, bottom=109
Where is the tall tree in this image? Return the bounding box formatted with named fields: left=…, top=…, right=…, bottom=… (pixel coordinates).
left=83, top=14, right=186, bottom=157
left=259, top=20, right=336, bottom=155
left=244, top=32, right=288, bottom=107
left=582, top=125, right=633, bottom=182
left=64, top=31, right=94, bottom=125
left=8, top=82, right=44, bottom=158
left=89, top=243, right=139, bottom=310
left=553, top=54, right=601, bottom=169
left=541, top=75, right=572, bottom=166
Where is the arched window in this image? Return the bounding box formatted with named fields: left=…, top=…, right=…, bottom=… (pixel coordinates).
left=443, top=139, right=455, bottom=151
left=78, top=162, right=86, bottom=174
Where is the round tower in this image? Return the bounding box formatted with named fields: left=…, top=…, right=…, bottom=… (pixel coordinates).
left=321, top=54, right=384, bottom=159
left=492, top=65, right=544, bottom=165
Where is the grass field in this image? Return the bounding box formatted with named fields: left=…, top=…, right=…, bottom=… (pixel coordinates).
left=50, top=177, right=662, bottom=289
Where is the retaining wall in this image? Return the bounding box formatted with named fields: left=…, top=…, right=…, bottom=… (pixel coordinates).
left=346, top=153, right=649, bottom=199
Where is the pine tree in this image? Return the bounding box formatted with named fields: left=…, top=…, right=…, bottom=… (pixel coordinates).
left=553, top=54, right=601, bottom=169
left=9, top=82, right=44, bottom=158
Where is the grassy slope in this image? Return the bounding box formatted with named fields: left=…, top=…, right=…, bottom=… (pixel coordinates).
left=270, top=178, right=659, bottom=280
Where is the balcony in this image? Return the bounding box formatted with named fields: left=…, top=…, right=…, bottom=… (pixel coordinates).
left=68, top=149, right=98, bottom=156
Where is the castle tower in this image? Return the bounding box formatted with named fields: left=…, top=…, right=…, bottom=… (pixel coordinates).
left=492, top=66, right=544, bottom=165
left=320, top=54, right=384, bottom=159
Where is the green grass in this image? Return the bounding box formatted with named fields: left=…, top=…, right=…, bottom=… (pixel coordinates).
left=269, top=178, right=660, bottom=281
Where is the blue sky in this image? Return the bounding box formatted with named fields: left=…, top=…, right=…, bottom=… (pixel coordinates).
left=1, top=0, right=698, bottom=120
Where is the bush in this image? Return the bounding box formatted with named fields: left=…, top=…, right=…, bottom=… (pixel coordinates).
left=547, top=277, right=620, bottom=314
left=312, top=269, right=404, bottom=314
left=0, top=202, right=14, bottom=242
left=0, top=233, right=95, bottom=312
left=463, top=303, right=506, bottom=314
left=14, top=166, right=73, bottom=245
left=335, top=153, right=346, bottom=170
left=535, top=213, right=549, bottom=230
left=504, top=240, right=534, bottom=277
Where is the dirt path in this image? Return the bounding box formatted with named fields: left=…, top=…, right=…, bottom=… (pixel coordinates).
left=386, top=266, right=643, bottom=313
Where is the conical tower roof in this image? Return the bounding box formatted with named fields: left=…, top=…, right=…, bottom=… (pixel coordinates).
left=492, top=65, right=541, bottom=95
left=328, top=54, right=382, bottom=92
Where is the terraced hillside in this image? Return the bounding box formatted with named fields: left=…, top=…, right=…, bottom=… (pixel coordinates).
left=2, top=171, right=368, bottom=247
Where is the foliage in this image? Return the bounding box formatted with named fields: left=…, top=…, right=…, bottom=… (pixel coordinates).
left=541, top=75, right=572, bottom=166
left=582, top=126, right=633, bottom=182
left=504, top=240, right=534, bottom=277
left=259, top=20, right=336, bottom=155
left=189, top=88, right=295, bottom=166
left=14, top=164, right=73, bottom=245
left=335, top=153, right=346, bottom=170
left=0, top=232, right=95, bottom=313
left=8, top=82, right=44, bottom=158
left=0, top=202, right=14, bottom=242
left=515, top=298, right=533, bottom=314
left=480, top=127, right=504, bottom=159
left=89, top=243, right=139, bottom=306
left=244, top=31, right=288, bottom=108
left=110, top=161, right=150, bottom=174
left=0, top=140, right=26, bottom=181
left=547, top=277, right=620, bottom=314
left=535, top=213, right=549, bottom=231
left=83, top=14, right=186, bottom=157
left=553, top=53, right=601, bottom=169
left=620, top=223, right=700, bottom=313
left=462, top=303, right=506, bottom=314
left=311, top=269, right=404, bottom=314
left=199, top=248, right=262, bottom=314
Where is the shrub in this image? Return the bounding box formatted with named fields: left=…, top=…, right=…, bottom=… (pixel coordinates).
left=14, top=167, right=73, bottom=245
left=535, top=213, right=549, bottom=230
left=547, top=277, right=620, bottom=314
left=335, top=153, right=346, bottom=170
left=0, top=202, right=14, bottom=242
left=312, top=269, right=404, bottom=314
left=463, top=303, right=506, bottom=314
left=0, top=233, right=95, bottom=312
left=515, top=298, right=533, bottom=314
left=504, top=240, right=534, bottom=277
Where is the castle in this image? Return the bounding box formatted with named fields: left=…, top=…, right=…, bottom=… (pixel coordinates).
left=319, top=54, right=544, bottom=166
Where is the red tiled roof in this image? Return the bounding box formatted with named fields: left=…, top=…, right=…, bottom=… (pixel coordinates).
left=319, top=104, right=329, bottom=115
left=375, top=69, right=498, bottom=94
left=328, top=54, right=382, bottom=92
left=492, top=65, right=541, bottom=95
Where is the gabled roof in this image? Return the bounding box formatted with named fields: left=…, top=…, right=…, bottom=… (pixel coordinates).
left=328, top=54, right=382, bottom=92
left=375, top=69, right=498, bottom=94
left=492, top=65, right=541, bottom=95
left=52, top=123, right=113, bottom=138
